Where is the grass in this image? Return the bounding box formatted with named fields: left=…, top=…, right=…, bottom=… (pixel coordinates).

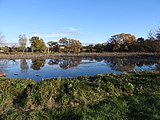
left=0, top=52, right=160, bottom=59
left=0, top=71, right=160, bottom=119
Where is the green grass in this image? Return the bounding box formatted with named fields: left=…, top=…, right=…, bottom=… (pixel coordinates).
left=0, top=71, right=160, bottom=120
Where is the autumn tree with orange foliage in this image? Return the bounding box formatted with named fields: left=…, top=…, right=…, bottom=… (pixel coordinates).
left=109, top=33, right=136, bottom=52
left=59, top=37, right=82, bottom=53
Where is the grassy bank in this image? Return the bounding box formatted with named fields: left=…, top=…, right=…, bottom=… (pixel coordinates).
left=0, top=71, right=160, bottom=119
left=0, top=52, right=160, bottom=59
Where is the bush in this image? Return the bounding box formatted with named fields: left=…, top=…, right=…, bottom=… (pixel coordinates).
left=0, top=71, right=160, bottom=119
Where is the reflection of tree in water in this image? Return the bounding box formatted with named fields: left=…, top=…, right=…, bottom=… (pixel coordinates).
left=106, top=57, right=160, bottom=72
left=11, top=59, right=18, bottom=64
left=0, top=59, right=20, bottom=73
left=0, top=60, right=8, bottom=73
left=20, top=59, right=29, bottom=73
left=48, top=59, right=59, bottom=66
left=31, top=59, right=45, bottom=70
left=59, top=57, right=82, bottom=69
left=154, top=60, right=160, bottom=71
left=136, top=59, right=155, bottom=67
left=29, top=57, right=160, bottom=72
left=133, top=58, right=160, bottom=71
left=94, top=57, right=103, bottom=62
left=106, top=58, right=135, bottom=72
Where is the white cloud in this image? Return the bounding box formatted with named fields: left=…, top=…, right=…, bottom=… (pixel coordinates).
left=64, top=27, right=80, bottom=34
left=30, top=27, right=80, bottom=39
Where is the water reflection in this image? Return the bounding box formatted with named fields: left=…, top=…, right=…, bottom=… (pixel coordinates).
left=105, top=57, right=160, bottom=72
left=48, top=59, right=59, bottom=66
left=106, top=58, right=135, bottom=72
left=0, top=60, right=8, bottom=72
left=46, top=57, right=160, bottom=72
left=31, top=59, right=45, bottom=70
left=59, top=57, right=82, bottom=69
left=20, top=59, right=29, bottom=73
left=47, top=58, right=82, bottom=69
left=1, top=57, right=160, bottom=80
left=20, top=57, right=160, bottom=72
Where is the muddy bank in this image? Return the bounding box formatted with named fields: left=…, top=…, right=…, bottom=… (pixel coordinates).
left=0, top=52, right=160, bottom=59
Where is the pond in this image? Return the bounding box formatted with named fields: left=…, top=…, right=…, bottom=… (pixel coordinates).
left=0, top=57, right=160, bottom=81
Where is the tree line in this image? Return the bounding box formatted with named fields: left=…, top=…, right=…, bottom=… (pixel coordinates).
left=0, top=28, right=160, bottom=53
left=84, top=28, right=160, bottom=53
left=0, top=35, right=82, bottom=53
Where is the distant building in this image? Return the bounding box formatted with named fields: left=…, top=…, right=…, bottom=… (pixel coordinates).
left=59, top=46, right=65, bottom=49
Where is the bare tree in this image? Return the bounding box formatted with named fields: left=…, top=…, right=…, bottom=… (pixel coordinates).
left=19, top=34, right=27, bottom=52
left=156, top=28, right=160, bottom=40
left=147, top=28, right=160, bottom=40
left=147, top=30, right=155, bottom=40
left=0, top=32, right=5, bottom=47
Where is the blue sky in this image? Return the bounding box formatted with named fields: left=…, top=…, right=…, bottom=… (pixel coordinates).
left=0, top=0, right=160, bottom=45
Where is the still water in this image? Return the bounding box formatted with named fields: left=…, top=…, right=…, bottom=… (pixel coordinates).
left=0, top=57, right=159, bottom=81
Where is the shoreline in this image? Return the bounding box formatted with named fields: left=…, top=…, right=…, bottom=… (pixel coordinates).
left=0, top=52, right=160, bottom=59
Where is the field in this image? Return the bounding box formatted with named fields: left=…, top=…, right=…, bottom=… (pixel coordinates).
left=0, top=52, right=160, bottom=59
left=0, top=71, right=160, bottom=119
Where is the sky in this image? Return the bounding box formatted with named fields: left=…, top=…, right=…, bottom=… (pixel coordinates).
left=0, top=0, right=160, bottom=45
